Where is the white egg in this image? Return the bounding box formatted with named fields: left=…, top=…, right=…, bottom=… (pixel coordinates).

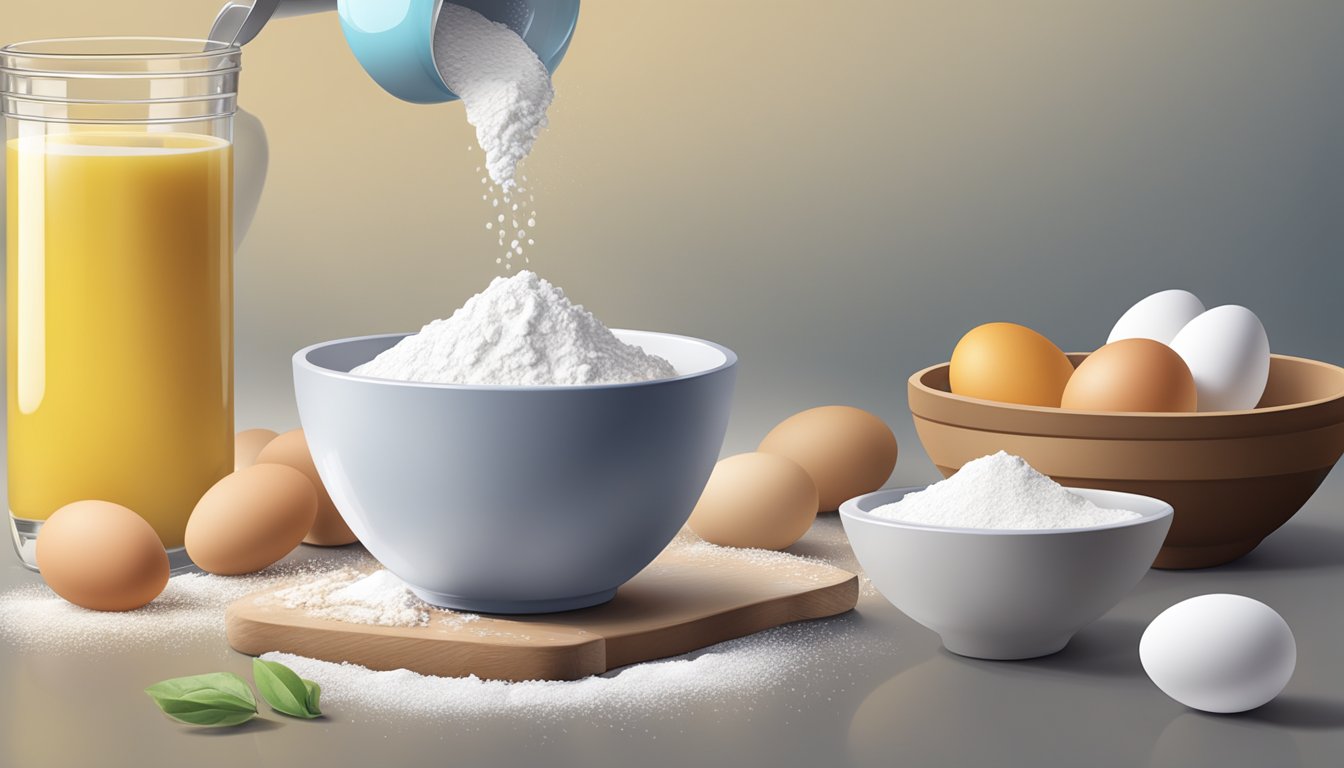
left=1108, top=289, right=1206, bottom=345
left=1169, top=305, right=1271, bottom=411
left=1140, top=594, right=1296, bottom=714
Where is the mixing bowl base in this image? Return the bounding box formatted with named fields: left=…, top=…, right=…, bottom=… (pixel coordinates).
left=1152, top=538, right=1263, bottom=570
left=407, top=585, right=619, bottom=615
left=939, top=631, right=1073, bottom=661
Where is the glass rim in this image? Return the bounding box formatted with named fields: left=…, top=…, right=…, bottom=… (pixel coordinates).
left=1, top=36, right=239, bottom=62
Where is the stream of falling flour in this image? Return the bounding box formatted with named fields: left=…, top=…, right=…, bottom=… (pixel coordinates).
left=477, top=160, right=538, bottom=271
left=432, top=2, right=553, bottom=272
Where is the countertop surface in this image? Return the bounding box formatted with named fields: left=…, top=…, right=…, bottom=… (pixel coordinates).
left=2, top=474, right=1341, bottom=768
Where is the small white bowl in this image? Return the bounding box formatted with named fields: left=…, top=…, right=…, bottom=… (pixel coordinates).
left=840, top=486, right=1172, bottom=660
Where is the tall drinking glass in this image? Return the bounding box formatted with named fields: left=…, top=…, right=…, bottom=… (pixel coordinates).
left=3, top=38, right=238, bottom=571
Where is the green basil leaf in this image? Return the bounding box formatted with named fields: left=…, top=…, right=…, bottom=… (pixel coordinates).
left=145, top=672, right=257, bottom=727
left=303, top=678, right=322, bottom=716
left=253, top=658, right=322, bottom=719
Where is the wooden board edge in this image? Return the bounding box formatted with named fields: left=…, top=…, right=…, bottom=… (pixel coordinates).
left=600, top=572, right=859, bottom=669
left=225, top=602, right=609, bottom=682
left=221, top=566, right=862, bottom=683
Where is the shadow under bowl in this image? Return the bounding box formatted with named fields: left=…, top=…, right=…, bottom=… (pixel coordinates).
left=909, top=354, right=1344, bottom=569
left=841, top=487, right=1172, bottom=660
left=292, top=330, right=737, bottom=614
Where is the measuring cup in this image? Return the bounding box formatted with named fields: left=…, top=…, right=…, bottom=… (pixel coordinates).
left=210, top=0, right=579, bottom=104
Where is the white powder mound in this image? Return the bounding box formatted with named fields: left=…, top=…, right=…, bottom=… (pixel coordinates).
left=872, top=451, right=1142, bottom=530
left=434, top=3, right=554, bottom=190
left=351, top=270, right=678, bottom=386
left=274, top=568, right=433, bottom=628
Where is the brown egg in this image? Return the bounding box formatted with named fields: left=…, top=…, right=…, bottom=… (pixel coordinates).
left=185, top=464, right=319, bottom=575
left=35, top=501, right=169, bottom=611
left=255, top=428, right=358, bottom=546
left=235, top=427, right=279, bottom=471
left=758, top=406, right=898, bottom=512
left=949, top=322, right=1076, bottom=407
left=1062, top=338, right=1198, bottom=412
left=688, top=453, right=819, bottom=550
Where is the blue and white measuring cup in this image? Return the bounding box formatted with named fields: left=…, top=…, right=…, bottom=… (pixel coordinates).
left=209, top=0, right=579, bottom=104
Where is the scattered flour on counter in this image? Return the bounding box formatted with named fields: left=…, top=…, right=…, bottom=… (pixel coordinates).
left=872, top=451, right=1142, bottom=530
left=0, top=519, right=893, bottom=719
left=434, top=3, right=554, bottom=191
left=351, top=270, right=678, bottom=386
left=0, top=548, right=377, bottom=654
left=274, top=568, right=434, bottom=628
left=264, top=615, right=878, bottom=722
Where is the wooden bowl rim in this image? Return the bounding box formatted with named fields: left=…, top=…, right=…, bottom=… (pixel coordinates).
left=909, top=354, right=1344, bottom=439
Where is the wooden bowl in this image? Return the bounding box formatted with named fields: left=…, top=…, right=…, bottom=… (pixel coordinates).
left=908, top=354, right=1344, bottom=569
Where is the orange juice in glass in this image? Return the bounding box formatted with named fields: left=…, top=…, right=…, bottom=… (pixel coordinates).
left=2, top=38, right=240, bottom=570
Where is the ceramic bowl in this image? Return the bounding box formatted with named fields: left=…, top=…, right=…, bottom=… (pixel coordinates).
left=909, top=354, right=1344, bottom=569
left=841, top=486, right=1172, bottom=660
left=293, top=330, right=736, bottom=614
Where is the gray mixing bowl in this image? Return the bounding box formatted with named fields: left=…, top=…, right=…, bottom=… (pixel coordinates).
left=840, top=486, right=1172, bottom=660
left=293, top=330, right=737, bottom=614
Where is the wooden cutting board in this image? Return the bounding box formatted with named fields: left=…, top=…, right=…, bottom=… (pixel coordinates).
left=225, top=544, right=858, bottom=682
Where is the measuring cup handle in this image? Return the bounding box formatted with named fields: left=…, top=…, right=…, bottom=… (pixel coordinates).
left=210, top=0, right=338, bottom=47
left=273, top=0, right=337, bottom=19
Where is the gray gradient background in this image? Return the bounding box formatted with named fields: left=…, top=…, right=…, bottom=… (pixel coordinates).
left=2, top=1, right=1344, bottom=766
left=235, top=0, right=1344, bottom=470
left=5, top=1, right=1343, bottom=463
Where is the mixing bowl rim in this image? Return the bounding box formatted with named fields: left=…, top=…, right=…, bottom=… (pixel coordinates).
left=840, top=485, right=1174, bottom=536
left=909, top=353, right=1344, bottom=419
left=295, top=329, right=738, bottom=392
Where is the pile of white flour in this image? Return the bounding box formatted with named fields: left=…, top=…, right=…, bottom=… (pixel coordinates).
left=274, top=568, right=435, bottom=628
left=434, top=3, right=553, bottom=191
left=872, top=451, right=1141, bottom=529
left=352, top=270, right=677, bottom=386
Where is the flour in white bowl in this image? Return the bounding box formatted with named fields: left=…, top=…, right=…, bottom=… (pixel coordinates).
left=351, top=270, right=677, bottom=386
left=872, top=451, right=1141, bottom=530
left=434, top=3, right=553, bottom=192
